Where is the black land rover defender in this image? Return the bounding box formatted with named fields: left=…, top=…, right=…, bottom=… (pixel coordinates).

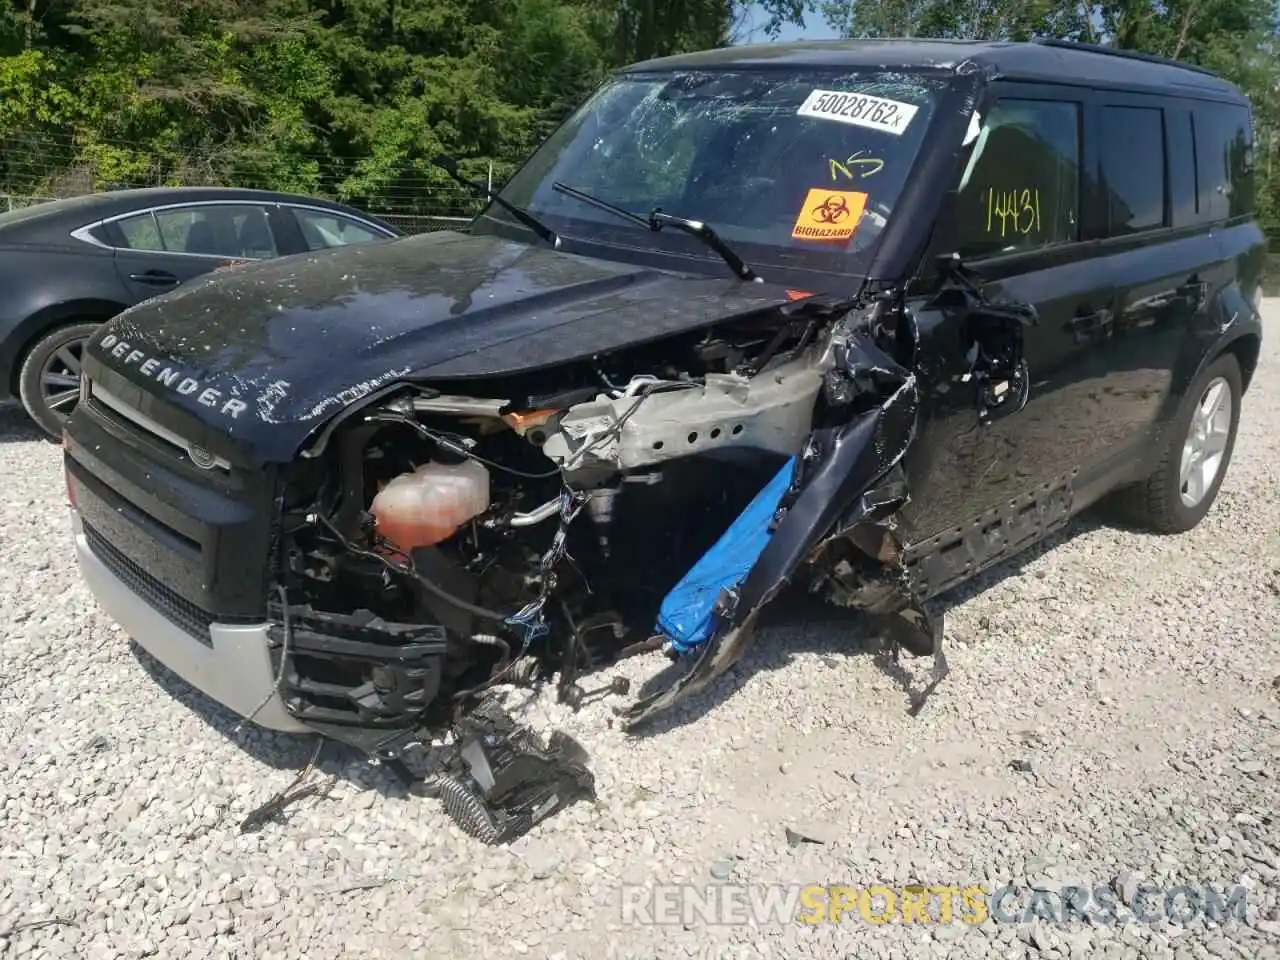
left=64, top=39, right=1264, bottom=839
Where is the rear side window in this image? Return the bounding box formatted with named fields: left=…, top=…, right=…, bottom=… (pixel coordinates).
left=292, top=209, right=387, bottom=251
left=117, top=213, right=164, bottom=251
left=1098, top=106, right=1166, bottom=235
left=952, top=98, right=1081, bottom=259
left=1194, top=105, right=1254, bottom=221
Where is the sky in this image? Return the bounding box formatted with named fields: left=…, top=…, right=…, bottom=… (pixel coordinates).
left=739, top=4, right=843, bottom=43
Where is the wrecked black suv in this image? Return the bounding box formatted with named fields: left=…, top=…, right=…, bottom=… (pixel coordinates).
left=66, top=39, right=1263, bottom=840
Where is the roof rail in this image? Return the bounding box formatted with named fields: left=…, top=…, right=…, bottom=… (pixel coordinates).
left=1032, top=38, right=1223, bottom=79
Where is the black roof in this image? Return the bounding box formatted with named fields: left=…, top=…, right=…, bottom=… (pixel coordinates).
left=0, top=186, right=399, bottom=243
left=621, top=38, right=1246, bottom=103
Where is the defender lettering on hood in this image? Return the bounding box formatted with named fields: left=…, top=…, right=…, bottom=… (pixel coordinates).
left=96, top=332, right=248, bottom=419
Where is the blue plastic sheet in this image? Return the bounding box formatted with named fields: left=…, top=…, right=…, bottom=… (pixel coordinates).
left=655, top=456, right=797, bottom=655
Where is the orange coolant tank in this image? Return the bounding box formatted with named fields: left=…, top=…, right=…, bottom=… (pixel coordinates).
left=370, top=459, right=491, bottom=551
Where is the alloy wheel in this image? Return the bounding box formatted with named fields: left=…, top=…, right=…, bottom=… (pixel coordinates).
left=1179, top=376, right=1232, bottom=508
left=40, top=337, right=85, bottom=420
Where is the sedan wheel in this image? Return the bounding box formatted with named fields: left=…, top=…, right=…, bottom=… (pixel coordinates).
left=17, top=321, right=103, bottom=439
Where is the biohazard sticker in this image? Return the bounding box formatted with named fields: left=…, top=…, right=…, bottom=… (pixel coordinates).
left=797, top=89, right=919, bottom=135
left=791, top=189, right=869, bottom=243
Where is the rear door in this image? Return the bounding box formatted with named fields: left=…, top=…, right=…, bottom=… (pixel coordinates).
left=1079, top=91, right=1206, bottom=453
left=98, top=202, right=283, bottom=302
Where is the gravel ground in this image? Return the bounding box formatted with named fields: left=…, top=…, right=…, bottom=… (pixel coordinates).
left=1, top=307, right=1278, bottom=960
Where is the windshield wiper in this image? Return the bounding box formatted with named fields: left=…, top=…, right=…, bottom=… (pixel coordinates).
left=551, top=182, right=761, bottom=283
left=433, top=155, right=561, bottom=248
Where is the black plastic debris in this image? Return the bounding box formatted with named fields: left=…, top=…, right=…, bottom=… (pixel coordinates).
left=434, top=701, right=595, bottom=844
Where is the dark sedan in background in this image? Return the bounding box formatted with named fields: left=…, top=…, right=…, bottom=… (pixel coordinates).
left=0, top=187, right=400, bottom=436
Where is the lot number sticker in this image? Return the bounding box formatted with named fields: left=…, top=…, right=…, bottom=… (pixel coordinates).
left=791, top=188, right=869, bottom=242
left=797, top=89, right=919, bottom=135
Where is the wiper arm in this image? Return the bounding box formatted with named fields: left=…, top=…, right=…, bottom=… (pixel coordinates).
left=551, top=182, right=650, bottom=229
left=650, top=211, right=762, bottom=284
left=551, top=181, right=762, bottom=283
left=433, top=155, right=561, bottom=249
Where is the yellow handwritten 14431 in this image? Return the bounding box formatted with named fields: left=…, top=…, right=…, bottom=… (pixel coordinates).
left=985, top=187, right=1042, bottom=238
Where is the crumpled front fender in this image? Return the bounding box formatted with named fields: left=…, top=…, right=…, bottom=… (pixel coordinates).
left=619, top=327, right=923, bottom=729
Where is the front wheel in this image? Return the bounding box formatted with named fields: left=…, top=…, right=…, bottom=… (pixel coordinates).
left=1112, top=352, right=1242, bottom=534
left=17, top=321, right=102, bottom=439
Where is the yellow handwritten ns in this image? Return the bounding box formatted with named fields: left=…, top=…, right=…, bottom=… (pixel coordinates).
left=829, top=150, right=885, bottom=182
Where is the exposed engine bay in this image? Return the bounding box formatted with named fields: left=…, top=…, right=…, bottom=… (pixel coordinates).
left=266, top=291, right=962, bottom=840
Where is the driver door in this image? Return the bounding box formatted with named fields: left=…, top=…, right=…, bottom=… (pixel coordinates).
left=900, top=83, right=1121, bottom=574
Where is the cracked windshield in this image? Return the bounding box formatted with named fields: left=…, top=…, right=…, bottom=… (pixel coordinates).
left=489, top=70, right=945, bottom=267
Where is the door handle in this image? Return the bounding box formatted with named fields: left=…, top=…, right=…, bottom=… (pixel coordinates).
left=129, top=270, right=179, bottom=286
left=1067, top=308, right=1113, bottom=344
left=1176, top=280, right=1208, bottom=309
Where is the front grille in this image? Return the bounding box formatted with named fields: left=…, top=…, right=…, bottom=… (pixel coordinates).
left=87, top=381, right=231, bottom=474
left=83, top=521, right=258, bottom=645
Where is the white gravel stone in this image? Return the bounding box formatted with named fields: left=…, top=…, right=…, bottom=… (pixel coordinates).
left=1, top=307, right=1278, bottom=959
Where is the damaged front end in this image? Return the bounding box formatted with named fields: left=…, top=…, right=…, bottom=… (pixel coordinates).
left=620, top=293, right=943, bottom=728
left=269, top=290, right=936, bottom=838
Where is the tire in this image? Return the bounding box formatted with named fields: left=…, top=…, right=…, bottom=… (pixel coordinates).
left=17, top=321, right=102, bottom=439
left=1111, top=352, right=1242, bottom=534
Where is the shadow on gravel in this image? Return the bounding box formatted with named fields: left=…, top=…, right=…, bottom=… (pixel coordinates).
left=625, top=510, right=1110, bottom=740
left=0, top=404, right=49, bottom=444
left=127, top=641, right=396, bottom=801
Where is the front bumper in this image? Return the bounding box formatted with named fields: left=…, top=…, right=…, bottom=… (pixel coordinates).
left=72, top=510, right=308, bottom=733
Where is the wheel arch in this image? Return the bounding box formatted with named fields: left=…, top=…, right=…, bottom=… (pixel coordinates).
left=6, top=299, right=125, bottom=395
left=1221, top=331, right=1261, bottom=394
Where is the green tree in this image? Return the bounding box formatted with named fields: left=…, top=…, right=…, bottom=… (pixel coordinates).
left=0, top=0, right=812, bottom=209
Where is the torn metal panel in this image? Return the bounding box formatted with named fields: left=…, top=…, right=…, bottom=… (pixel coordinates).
left=620, top=315, right=928, bottom=729
left=539, top=350, right=825, bottom=474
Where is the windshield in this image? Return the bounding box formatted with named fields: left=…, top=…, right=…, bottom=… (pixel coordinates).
left=480, top=69, right=946, bottom=274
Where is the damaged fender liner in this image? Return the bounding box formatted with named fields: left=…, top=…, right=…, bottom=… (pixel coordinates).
left=428, top=700, right=595, bottom=845
left=266, top=605, right=448, bottom=748
left=620, top=315, right=935, bottom=730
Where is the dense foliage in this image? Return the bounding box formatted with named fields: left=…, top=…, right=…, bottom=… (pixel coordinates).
left=2, top=0, right=1278, bottom=236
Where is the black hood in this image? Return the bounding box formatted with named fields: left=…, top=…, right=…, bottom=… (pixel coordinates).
left=85, top=231, right=799, bottom=462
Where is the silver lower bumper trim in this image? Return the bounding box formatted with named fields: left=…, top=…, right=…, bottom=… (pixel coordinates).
left=71, top=511, right=309, bottom=733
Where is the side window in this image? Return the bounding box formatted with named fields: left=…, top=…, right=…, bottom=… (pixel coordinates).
left=115, top=212, right=165, bottom=251
left=1098, top=105, right=1166, bottom=235
left=1194, top=105, right=1255, bottom=221
left=114, top=205, right=278, bottom=258
left=292, top=209, right=386, bottom=251
left=953, top=98, right=1081, bottom=259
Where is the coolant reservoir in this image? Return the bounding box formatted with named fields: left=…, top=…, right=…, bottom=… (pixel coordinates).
left=370, top=459, right=491, bottom=550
